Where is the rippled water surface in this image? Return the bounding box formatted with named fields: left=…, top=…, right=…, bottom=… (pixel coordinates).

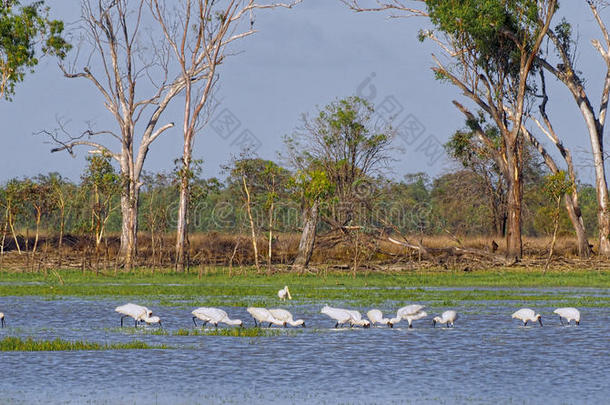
left=1, top=290, right=608, bottom=404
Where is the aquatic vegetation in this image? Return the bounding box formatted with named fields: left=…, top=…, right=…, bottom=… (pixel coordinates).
left=0, top=268, right=607, bottom=307
left=0, top=336, right=167, bottom=351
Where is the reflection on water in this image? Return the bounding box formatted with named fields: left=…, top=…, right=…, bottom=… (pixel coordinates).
left=0, top=293, right=608, bottom=404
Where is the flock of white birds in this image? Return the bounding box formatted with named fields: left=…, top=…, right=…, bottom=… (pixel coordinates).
left=0, top=286, right=582, bottom=329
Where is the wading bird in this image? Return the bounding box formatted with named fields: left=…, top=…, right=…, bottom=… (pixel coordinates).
left=394, top=304, right=427, bottom=328
left=367, top=309, right=392, bottom=327
left=553, top=307, right=580, bottom=326
left=321, top=306, right=370, bottom=328
left=192, top=307, right=243, bottom=328
left=346, top=309, right=371, bottom=328
left=278, top=286, right=292, bottom=301
left=433, top=310, right=458, bottom=328
left=512, top=308, right=543, bottom=327
left=115, top=303, right=161, bottom=327
left=321, top=305, right=353, bottom=328
left=247, top=307, right=285, bottom=327
left=0, top=312, right=4, bottom=328
left=268, top=308, right=305, bottom=327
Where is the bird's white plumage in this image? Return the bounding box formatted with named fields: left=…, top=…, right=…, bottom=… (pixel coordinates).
left=433, top=310, right=458, bottom=327
left=512, top=308, right=542, bottom=326
left=346, top=309, right=370, bottom=327
left=320, top=305, right=354, bottom=327
left=392, top=304, right=427, bottom=328
left=115, top=303, right=161, bottom=326
left=397, top=304, right=425, bottom=317
left=320, top=306, right=369, bottom=327
left=247, top=307, right=285, bottom=327
left=367, top=309, right=391, bottom=327
left=268, top=308, right=305, bottom=327
left=553, top=307, right=580, bottom=325
left=278, top=286, right=292, bottom=301
left=192, top=307, right=243, bottom=327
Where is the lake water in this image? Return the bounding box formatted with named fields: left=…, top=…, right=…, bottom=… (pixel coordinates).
left=0, top=290, right=608, bottom=404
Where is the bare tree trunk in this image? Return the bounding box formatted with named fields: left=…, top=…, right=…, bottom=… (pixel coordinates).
left=175, top=155, right=191, bottom=272
left=267, top=201, right=274, bottom=275
left=33, top=210, right=41, bottom=253
left=293, top=201, right=319, bottom=270
left=119, top=187, right=139, bottom=270
left=242, top=176, right=259, bottom=271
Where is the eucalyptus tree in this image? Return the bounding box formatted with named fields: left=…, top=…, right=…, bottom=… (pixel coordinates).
left=0, top=0, right=70, bottom=100
left=149, top=0, right=301, bottom=272
left=285, top=97, right=394, bottom=269
left=343, top=0, right=557, bottom=260
left=533, top=2, right=610, bottom=255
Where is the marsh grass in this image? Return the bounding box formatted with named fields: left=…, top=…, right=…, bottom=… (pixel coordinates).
left=0, top=268, right=607, bottom=306
left=109, top=327, right=293, bottom=337
left=0, top=336, right=167, bottom=351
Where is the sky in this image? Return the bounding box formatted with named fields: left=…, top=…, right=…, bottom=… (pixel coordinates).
left=0, top=1, right=607, bottom=185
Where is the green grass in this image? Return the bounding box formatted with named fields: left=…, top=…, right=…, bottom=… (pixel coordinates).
left=108, top=327, right=294, bottom=337
left=0, top=336, right=167, bottom=351
left=0, top=267, right=608, bottom=307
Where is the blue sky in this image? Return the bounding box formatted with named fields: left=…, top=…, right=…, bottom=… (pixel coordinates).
left=1, top=1, right=606, bottom=185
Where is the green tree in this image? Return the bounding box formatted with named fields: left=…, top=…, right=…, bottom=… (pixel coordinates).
left=0, top=0, right=70, bottom=99
left=81, top=155, right=120, bottom=249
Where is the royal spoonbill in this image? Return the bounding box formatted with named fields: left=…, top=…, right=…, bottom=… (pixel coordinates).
left=394, top=304, right=427, bottom=328
left=192, top=307, right=243, bottom=328
left=553, top=307, right=580, bottom=326
left=512, top=308, right=542, bottom=326
left=0, top=312, right=4, bottom=328
left=115, top=303, right=161, bottom=327
left=320, top=305, right=353, bottom=328
left=247, top=307, right=285, bottom=327
left=268, top=308, right=305, bottom=327
left=346, top=309, right=371, bottom=328
left=278, top=286, right=292, bottom=301
left=367, top=309, right=392, bottom=327
left=320, top=306, right=370, bottom=328
left=433, top=310, right=458, bottom=328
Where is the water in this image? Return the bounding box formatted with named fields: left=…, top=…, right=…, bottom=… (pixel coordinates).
left=0, top=292, right=608, bottom=404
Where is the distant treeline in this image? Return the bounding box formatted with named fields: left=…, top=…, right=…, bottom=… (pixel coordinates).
left=0, top=153, right=597, bottom=254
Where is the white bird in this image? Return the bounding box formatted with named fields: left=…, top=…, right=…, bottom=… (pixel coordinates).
left=393, top=304, right=427, bottom=328
left=0, top=312, right=4, bottom=328
left=367, top=309, right=392, bottom=327
left=553, top=307, right=580, bottom=326
left=397, top=304, right=425, bottom=318
left=278, top=286, right=292, bottom=301
left=320, top=305, right=353, bottom=328
left=320, top=306, right=370, bottom=328
left=346, top=309, right=371, bottom=328
left=512, top=308, right=543, bottom=327
left=192, top=307, right=243, bottom=328
left=268, top=308, right=305, bottom=327
left=115, top=303, right=162, bottom=327
left=433, top=310, right=458, bottom=328
left=247, top=307, right=285, bottom=327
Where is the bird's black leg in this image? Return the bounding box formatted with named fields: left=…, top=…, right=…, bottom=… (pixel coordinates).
left=120, top=315, right=127, bottom=328
left=524, top=321, right=528, bottom=326
left=268, top=322, right=272, bottom=328
left=559, top=316, right=564, bottom=326
left=334, top=322, right=338, bottom=328
left=253, top=318, right=258, bottom=327
left=576, top=320, right=579, bottom=326
left=134, top=318, right=138, bottom=327
left=409, top=324, right=413, bottom=329
left=192, top=317, right=198, bottom=327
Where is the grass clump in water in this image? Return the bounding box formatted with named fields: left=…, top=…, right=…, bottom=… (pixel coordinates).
left=0, top=336, right=167, bottom=351
left=188, top=327, right=292, bottom=337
